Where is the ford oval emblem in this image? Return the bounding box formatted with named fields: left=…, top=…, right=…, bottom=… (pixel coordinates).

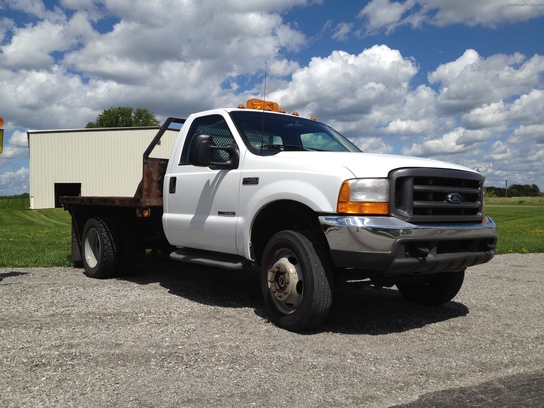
left=447, top=193, right=463, bottom=204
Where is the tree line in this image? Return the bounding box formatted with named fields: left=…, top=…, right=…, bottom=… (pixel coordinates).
left=486, top=184, right=541, bottom=197
left=86, top=107, right=159, bottom=128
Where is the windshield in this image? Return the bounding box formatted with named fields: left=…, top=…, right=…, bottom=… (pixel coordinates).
left=229, top=110, right=361, bottom=155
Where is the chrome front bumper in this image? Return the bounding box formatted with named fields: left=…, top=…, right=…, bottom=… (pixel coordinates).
left=319, top=215, right=497, bottom=275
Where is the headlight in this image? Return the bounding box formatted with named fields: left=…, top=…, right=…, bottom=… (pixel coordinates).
left=337, top=179, right=389, bottom=214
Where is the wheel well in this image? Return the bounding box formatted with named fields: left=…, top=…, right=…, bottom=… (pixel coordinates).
left=251, top=200, right=325, bottom=264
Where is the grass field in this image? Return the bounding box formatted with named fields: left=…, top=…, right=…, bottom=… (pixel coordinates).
left=485, top=196, right=544, bottom=207
left=0, top=195, right=542, bottom=267
left=0, top=197, right=72, bottom=267
left=485, top=196, right=544, bottom=254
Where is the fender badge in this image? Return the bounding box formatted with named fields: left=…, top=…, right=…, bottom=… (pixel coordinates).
left=243, top=177, right=259, bottom=185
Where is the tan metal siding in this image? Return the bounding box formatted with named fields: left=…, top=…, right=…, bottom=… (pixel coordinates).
left=29, top=128, right=178, bottom=209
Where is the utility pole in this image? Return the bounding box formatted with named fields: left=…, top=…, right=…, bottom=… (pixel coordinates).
left=504, top=180, right=508, bottom=198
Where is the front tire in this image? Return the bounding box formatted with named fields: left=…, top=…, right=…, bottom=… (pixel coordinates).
left=261, top=230, right=332, bottom=332
left=396, top=270, right=465, bottom=305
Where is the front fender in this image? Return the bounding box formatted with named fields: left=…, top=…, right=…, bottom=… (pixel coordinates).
left=236, top=173, right=348, bottom=259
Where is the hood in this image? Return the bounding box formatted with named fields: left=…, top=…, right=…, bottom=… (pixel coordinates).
left=273, top=151, right=477, bottom=178
left=340, top=152, right=475, bottom=178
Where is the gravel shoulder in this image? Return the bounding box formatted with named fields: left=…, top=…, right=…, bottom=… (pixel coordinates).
left=1, top=254, right=543, bottom=407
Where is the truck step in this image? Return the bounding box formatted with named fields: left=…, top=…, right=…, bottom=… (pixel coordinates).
left=170, top=248, right=252, bottom=270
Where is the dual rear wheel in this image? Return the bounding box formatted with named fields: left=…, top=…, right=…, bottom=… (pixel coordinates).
left=81, top=217, right=137, bottom=278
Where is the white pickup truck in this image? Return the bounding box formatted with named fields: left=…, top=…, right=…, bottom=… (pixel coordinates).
left=61, top=99, right=497, bottom=331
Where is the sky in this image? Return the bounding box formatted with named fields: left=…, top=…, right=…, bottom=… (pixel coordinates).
left=0, top=0, right=543, bottom=196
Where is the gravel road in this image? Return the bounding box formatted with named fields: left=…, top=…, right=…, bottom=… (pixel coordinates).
left=1, top=253, right=543, bottom=407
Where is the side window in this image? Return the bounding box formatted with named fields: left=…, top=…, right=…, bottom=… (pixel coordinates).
left=179, top=115, right=236, bottom=165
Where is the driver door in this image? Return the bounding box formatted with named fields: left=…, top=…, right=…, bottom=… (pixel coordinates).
left=164, top=114, right=241, bottom=254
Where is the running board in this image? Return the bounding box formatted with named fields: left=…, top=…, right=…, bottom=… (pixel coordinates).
left=170, top=248, right=252, bottom=270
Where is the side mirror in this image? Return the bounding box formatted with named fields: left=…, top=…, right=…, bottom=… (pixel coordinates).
left=188, top=134, right=240, bottom=169
left=189, top=134, right=213, bottom=166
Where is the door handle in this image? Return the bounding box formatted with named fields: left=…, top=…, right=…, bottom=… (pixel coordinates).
left=169, top=177, right=177, bottom=194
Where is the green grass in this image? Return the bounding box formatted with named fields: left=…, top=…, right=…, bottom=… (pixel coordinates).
left=485, top=200, right=544, bottom=254
left=485, top=196, right=544, bottom=207
left=0, top=195, right=30, bottom=209
left=0, top=195, right=542, bottom=267
left=0, top=197, right=72, bottom=267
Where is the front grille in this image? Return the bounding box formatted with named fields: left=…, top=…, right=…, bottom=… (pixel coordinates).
left=390, top=168, right=484, bottom=223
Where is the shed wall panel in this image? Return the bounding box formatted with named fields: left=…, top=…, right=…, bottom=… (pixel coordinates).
left=29, top=128, right=178, bottom=209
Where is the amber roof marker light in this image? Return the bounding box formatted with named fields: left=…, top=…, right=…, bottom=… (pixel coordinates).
left=241, top=99, right=316, bottom=121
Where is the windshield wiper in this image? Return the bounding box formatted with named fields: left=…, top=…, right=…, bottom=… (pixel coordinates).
left=262, top=144, right=327, bottom=152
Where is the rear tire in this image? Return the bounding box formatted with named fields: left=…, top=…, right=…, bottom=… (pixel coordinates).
left=81, top=217, right=120, bottom=279
left=261, top=230, right=332, bottom=332
left=396, top=270, right=465, bottom=305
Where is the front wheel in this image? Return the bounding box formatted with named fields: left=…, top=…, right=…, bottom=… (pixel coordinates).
left=396, top=270, right=465, bottom=305
left=261, top=230, right=332, bottom=332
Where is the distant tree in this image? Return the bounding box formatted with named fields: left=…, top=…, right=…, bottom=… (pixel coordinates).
left=484, top=187, right=498, bottom=198
left=508, top=184, right=540, bottom=197
left=486, top=186, right=504, bottom=197
left=86, top=107, right=160, bottom=128
left=132, top=107, right=160, bottom=126
left=486, top=184, right=541, bottom=197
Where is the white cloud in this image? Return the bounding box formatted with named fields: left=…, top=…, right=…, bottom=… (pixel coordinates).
left=0, top=167, right=29, bottom=195
left=57, top=1, right=308, bottom=112
left=0, top=16, right=15, bottom=44
left=224, top=0, right=319, bottom=12
left=462, top=89, right=544, bottom=129
left=1, top=130, right=28, bottom=159
left=358, top=0, right=544, bottom=33
left=351, top=136, right=393, bottom=154
left=488, top=140, right=511, bottom=161
left=2, top=20, right=66, bottom=69
left=0, top=0, right=308, bottom=129
left=358, top=0, right=412, bottom=34
left=2, top=0, right=63, bottom=20
left=383, top=118, right=432, bottom=135
left=331, top=22, right=353, bottom=41
left=428, top=49, right=480, bottom=84
left=482, top=138, right=544, bottom=186
left=510, top=124, right=544, bottom=145
left=267, top=46, right=448, bottom=143
left=429, top=50, right=544, bottom=114
left=269, top=45, right=418, bottom=122
left=0, top=9, right=96, bottom=70
left=0, top=66, right=94, bottom=130
left=415, top=0, right=544, bottom=27
left=401, top=127, right=492, bottom=157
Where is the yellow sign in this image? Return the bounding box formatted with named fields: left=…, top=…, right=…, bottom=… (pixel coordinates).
left=0, top=117, right=3, bottom=154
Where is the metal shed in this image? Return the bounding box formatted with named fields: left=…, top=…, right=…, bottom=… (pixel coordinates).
left=27, top=126, right=178, bottom=209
